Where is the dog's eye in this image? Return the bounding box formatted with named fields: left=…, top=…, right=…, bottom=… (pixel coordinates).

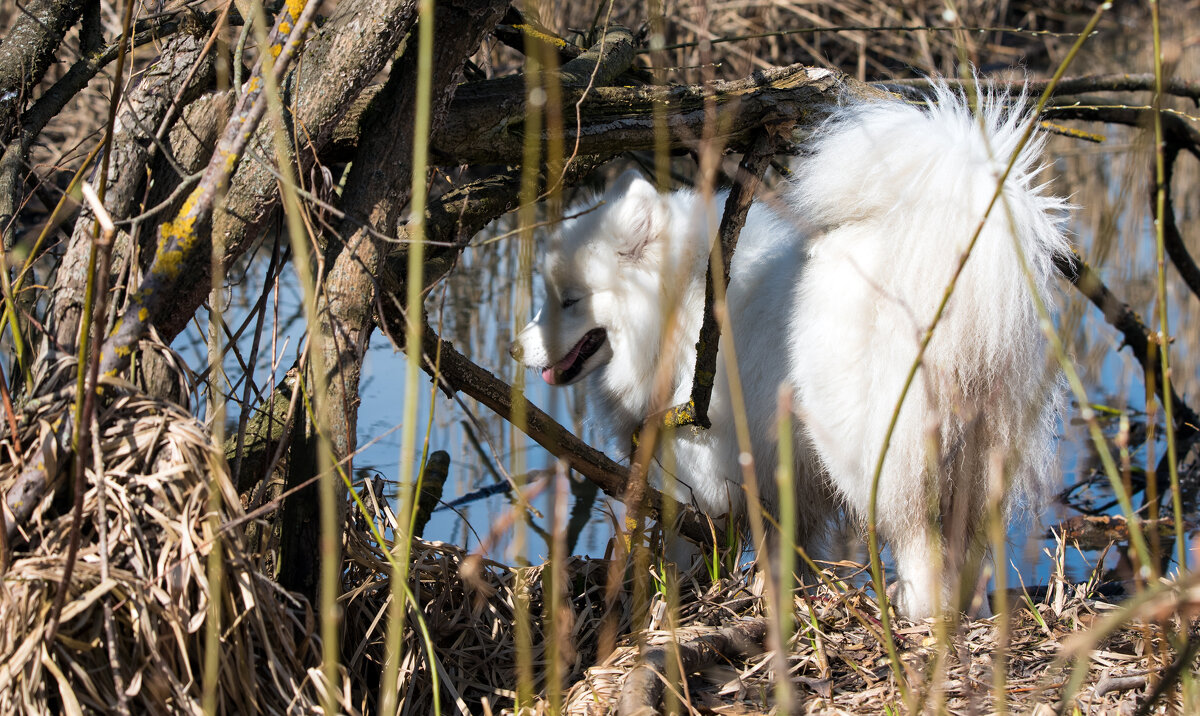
left=561, top=297, right=580, bottom=309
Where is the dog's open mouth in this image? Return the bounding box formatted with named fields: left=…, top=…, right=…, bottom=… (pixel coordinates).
left=541, top=328, right=608, bottom=385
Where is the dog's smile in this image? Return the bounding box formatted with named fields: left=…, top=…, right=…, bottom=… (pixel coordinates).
left=541, top=328, right=608, bottom=385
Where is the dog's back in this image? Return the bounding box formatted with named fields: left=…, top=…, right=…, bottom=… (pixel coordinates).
left=787, top=86, right=1070, bottom=617
left=513, top=85, right=1069, bottom=618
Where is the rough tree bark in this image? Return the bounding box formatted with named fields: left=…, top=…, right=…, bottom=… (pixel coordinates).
left=1, top=4, right=203, bottom=249
left=145, top=0, right=423, bottom=347
left=51, top=28, right=216, bottom=352
left=276, top=0, right=509, bottom=602
left=0, top=0, right=85, bottom=143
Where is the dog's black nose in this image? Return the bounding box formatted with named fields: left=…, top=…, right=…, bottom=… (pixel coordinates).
left=508, top=340, right=523, bottom=361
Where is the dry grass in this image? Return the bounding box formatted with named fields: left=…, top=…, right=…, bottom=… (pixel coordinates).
left=0, top=351, right=327, bottom=713
left=2, top=0, right=1199, bottom=713
left=1, top=352, right=1196, bottom=713
left=339, top=529, right=634, bottom=713
left=547, top=560, right=1199, bottom=715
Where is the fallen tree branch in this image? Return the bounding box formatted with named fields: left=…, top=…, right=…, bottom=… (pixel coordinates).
left=1093, top=673, right=1147, bottom=698
left=329, top=63, right=885, bottom=165
left=616, top=619, right=768, bottom=715
left=1054, top=251, right=1200, bottom=447
left=879, top=73, right=1200, bottom=103
left=413, top=319, right=714, bottom=546
left=99, top=0, right=321, bottom=377
left=1158, top=143, right=1200, bottom=302
left=1043, top=105, right=1200, bottom=161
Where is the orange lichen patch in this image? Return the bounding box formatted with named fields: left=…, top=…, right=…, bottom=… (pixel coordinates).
left=285, top=0, right=305, bottom=21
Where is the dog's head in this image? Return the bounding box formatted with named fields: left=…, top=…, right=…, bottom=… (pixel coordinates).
left=510, top=170, right=680, bottom=387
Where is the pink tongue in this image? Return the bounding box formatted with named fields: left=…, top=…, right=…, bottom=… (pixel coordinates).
left=541, top=336, right=588, bottom=385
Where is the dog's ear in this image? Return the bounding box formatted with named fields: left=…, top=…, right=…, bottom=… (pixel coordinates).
left=606, top=169, right=666, bottom=263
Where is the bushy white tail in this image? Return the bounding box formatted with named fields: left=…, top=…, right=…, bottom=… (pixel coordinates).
left=787, top=84, right=1070, bottom=617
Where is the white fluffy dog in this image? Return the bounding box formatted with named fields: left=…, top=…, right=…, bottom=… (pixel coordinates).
left=511, top=85, right=1069, bottom=618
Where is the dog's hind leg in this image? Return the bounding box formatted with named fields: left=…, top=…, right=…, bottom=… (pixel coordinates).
left=888, top=497, right=994, bottom=619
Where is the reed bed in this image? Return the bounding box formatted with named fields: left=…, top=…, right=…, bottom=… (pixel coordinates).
left=547, top=557, right=1199, bottom=715
left=1, top=0, right=1198, bottom=713
left=0, top=351, right=1196, bottom=713
left=0, top=351, right=327, bottom=713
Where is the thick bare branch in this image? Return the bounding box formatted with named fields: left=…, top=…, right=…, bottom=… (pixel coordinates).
left=143, top=0, right=424, bottom=346
left=1054, top=251, right=1200, bottom=444
left=51, top=28, right=216, bottom=350
left=99, top=0, right=321, bottom=376
left=272, top=1, right=507, bottom=600
left=430, top=64, right=876, bottom=164
left=328, top=63, right=881, bottom=166
left=0, top=0, right=83, bottom=142
left=411, top=320, right=714, bottom=546
left=314, top=0, right=509, bottom=468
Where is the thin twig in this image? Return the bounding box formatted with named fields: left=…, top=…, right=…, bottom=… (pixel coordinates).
left=661, top=129, right=784, bottom=430
left=1054, top=252, right=1200, bottom=447
left=413, top=319, right=716, bottom=547
left=45, top=179, right=119, bottom=645
left=881, top=73, right=1200, bottom=102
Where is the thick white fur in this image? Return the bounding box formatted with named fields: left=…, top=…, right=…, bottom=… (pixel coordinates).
left=788, top=87, right=1069, bottom=617
left=511, top=85, right=1069, bottom=619
left=511, top=171, right=825, bottom=538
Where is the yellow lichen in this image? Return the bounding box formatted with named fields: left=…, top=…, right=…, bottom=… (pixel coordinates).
left=514, top=24, right=570, bottom=50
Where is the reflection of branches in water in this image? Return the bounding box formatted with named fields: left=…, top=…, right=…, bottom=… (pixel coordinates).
left=1061, top=404, right=1149, bottom=516
left=1062, top=403, right=1200, bottom=526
